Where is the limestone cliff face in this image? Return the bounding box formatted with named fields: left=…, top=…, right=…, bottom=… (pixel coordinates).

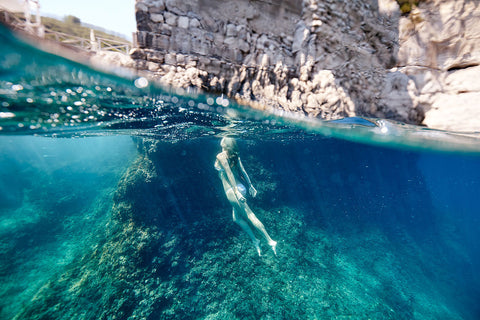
left=131, top=0, right=480, bottom=132
left=396, top=0, right=480, bottom=132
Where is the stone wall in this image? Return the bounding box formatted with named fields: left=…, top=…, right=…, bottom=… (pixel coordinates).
left=130, top=0, right=480, bottom=131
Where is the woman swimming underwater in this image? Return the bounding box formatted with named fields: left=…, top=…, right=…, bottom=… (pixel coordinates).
left=215, top=137, right=277, bottom=256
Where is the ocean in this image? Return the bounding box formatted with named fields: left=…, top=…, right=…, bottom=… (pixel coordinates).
left=1, top=25, right=480, bottom=320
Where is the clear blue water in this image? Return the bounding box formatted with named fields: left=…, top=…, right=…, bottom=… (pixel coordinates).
left=1, top=25, right=480, bottom=319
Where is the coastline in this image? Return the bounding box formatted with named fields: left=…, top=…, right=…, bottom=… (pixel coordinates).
left=2, top=0, right=479, bottom=133
left=129, top=0, right=480, bottom=133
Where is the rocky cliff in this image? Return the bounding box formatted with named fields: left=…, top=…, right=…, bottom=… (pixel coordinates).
left=396, top=0, right=480, bottom=132
left=130, top=0, right=480, bottom=132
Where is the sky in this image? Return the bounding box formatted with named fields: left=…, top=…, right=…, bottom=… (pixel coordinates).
left=39, top=0, right=136, bottom=40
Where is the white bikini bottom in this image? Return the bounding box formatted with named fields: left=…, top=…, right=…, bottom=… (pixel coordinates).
left=227, top=183, right=247, bottom=197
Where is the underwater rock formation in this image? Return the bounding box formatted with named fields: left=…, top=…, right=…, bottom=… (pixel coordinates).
left=131, top=0, right=480, bottom=132
left=13, top=138, right=478, bottom=319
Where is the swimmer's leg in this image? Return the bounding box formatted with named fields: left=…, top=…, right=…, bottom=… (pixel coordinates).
left=226, top=188, right=261, bottom=256
left=233, top=209, right=261, bottom=256
left=239, top=203, right=277, bottom=255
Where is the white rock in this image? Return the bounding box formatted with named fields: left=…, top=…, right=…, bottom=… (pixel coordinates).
left=260, top=54, right=270, bottom=67
left=178, top=16, right=189, bottom=29
left=147, top=61, right=160, bottom=71
left=176, top=53, right=185, bottom=65
left=164, top=12, right=177, bottom=27
left=224, top=37, right=238, bottom=48
left=135, top=2, right=148, bottom=12
left=189, top=18, right=200, bottom=28
left=424, top=92, right=480, bottom=132
left=150, top=14, right=164, bottom=23
left=292, top=22, right=309, bottom=53
left=445, top=66, right=480, bottom=93
left=149, top=0, right=165, bottom=12
left=226, top=24, right=237, bottom=37
left=164, top=53, right=177, bottom=65
left=238, top=40, right=250, bottom=53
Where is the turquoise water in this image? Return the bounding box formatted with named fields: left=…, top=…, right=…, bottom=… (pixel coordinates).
left=1, top=25, right=480, bottom=319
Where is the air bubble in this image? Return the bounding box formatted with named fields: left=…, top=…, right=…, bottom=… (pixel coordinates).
left=197, top=103, right=208, bottom=110
left=11, top=84, right=23, bottom=91
left=134, top=77, right=149, bottom=88
left=0, top=112, right=15, bottom=118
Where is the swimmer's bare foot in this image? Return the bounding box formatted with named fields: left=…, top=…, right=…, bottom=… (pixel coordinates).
left=254, top=239, right=262, bottom=257
left=269, top=240, right=277, bottom=256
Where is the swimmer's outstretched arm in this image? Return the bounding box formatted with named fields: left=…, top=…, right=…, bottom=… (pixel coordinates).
left=217, top=153, right=245, bottom=201
left=238, top=157, right=257, bottom=197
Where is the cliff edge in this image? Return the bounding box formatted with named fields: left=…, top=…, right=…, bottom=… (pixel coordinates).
left=130, top=0, right=480, bottom=132
left=396, top=0, right=480, bottom=132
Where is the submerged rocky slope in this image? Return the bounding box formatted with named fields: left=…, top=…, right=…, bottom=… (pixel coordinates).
left=13, top=138, right=479, bottom=319
left=129, top=0, right=480, bottom=132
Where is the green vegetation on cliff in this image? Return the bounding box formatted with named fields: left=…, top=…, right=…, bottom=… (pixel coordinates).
left=396, top=0, right=423, bottom=14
